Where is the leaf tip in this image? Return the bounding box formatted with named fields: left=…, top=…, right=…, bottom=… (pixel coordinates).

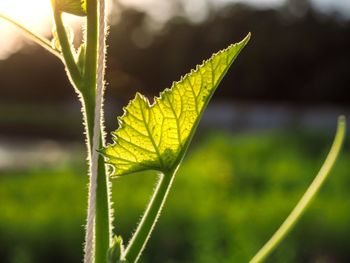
left=338, top=115, right=346, bottom=127
left=244, top=32, right=252, bottom=44
left=336, top=115, right=346, bottom=141
left=234, top=32, right=251, bottom=50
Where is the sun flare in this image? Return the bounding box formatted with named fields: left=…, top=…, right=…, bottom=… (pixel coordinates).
left=0, top=0, right=116, bottom=59
left=0, top=0, right=53, bottom=59
left=0, top=0, right=52, bottom=28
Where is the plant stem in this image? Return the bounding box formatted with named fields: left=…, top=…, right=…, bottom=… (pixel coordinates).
left=95, top=147, right=111, bottom=261
left=51, top=0, right=111, bottom=261
left=124, top=169, right=178, bottom=263
left=249, top=116, right=346, bottom=263
left=51, top=5, right=83, bottom=89
left=0, top=13, right=61, bottom=58
left=83, top=95, right=111, bottom=263
left=93, top=0, right=112, bottom=260
left=84, top=1, right=111, bottom=262
left=84, top=0, right=98, bottom=98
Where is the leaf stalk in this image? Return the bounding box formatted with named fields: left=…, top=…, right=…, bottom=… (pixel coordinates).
left=51, top=4, right=83, bottom=89
left=249, top=116, right=346, bottom=263
left=124, top=168, right=178, bottom=263
left=0, top=13, right=62, bottom=58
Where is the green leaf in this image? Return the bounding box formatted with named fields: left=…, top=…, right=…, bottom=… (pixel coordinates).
left=107, top=236, right=128, bottom=263
left=56, top=0, right=87, bottom=16
left=103, top=34, right=250, bottom=177
left=76, top=44, right=86, bottom=75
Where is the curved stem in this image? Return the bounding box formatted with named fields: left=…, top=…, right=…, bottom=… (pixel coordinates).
left=0, top=13, right=61, bottom=58
left=249, top=116, right=346, bottom=263
left=51, top=3, right=83, bottom=89
left=124, top=169, right=178, bottom=263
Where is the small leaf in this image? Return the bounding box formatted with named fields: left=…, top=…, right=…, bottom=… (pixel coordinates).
left=51, top=28, right=61, bottom=51
left=103, top=34, right=250, bottom=177
left=107, top=236, right=128, bottom=263
left=76, top=44, right=86, bottom=75
left=56, top=0, right=87, bottom=16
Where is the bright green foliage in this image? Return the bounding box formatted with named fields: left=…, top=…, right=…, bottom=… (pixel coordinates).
left=55, top=0, right=87, bottom=16
left=103, top=34, right=250, bottom=177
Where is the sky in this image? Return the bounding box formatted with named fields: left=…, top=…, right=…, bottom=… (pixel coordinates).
left=0, top=0, right=349, bottom=59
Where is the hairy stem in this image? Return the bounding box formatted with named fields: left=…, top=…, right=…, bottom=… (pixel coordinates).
left=249, top=116, right=346, bottom=263
left=0, top=13, right=61, bottom=58
left=84, top=0, right=98, bottom=98
left=94, top=0, right=112, bottom=260
left=124, top=169, right=178, bottom=262
left=83, top=0, right=111, bottom=262
left=50, top=0, right=111, bottom=261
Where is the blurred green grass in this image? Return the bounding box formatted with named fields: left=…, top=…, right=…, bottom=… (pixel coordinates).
left=0, top=130, right=349, bottom=263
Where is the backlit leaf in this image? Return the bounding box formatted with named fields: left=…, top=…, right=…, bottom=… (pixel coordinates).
left=103, top=34, right=250, bottom=177
left=56, top=0, right=86, bottom=16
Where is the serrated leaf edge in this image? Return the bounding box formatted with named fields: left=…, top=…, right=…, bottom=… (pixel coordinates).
left=103, top=33, right=251, bottom=177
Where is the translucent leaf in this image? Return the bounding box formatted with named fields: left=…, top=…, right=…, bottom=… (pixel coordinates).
left=103, top=34, right=250, bottom=177
left=76, top=44, right=86, bottom=75
left=56, top=0, right=87, bottom=16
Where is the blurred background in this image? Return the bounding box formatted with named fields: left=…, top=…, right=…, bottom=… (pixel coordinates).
left=0, top=0, right=350, bottom=262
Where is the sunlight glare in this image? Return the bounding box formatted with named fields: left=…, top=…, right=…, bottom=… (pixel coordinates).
left=0, top=0, right=54, bottom=59
left=0, top=0, right=114, bottom=59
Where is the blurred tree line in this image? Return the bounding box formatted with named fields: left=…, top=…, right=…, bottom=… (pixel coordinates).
left=0, top=0, right=349, bottom=105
